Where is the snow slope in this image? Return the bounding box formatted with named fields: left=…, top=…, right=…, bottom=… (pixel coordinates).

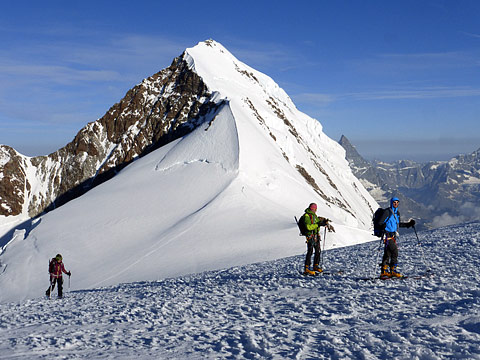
left=1, top=223, right=479, bottom=359
left=0, top=40, right=377, bottom=303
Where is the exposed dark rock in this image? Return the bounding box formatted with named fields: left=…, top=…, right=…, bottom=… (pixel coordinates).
left=0, top=146, right=27, bottom=216
left=0, top=54, right=221, bottom=218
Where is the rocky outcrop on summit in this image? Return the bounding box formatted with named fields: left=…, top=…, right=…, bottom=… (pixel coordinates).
left=0, top=55, right=221, bottom=218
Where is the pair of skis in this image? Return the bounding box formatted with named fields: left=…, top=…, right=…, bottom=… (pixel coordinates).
left=298, top=269, right=344, bottom=277
left=357, top=270, right=433, bottom=282
left=298, top=268, right=432, bottom=281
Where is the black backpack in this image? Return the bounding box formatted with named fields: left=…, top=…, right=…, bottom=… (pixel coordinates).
left=48, top=258, right=56, bottom=273
left=295, top=213, right=314, bottom=236
left=372, top=207, right=391, bottom=237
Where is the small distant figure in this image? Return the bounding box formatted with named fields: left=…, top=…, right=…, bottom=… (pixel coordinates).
left=301, top=203, right=335, bottom=275
left=45, top=254, right=71, bottom=299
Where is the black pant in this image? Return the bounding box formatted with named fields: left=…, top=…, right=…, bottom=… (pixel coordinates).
left=46, top=277, right=64, bottom=298
left=381, top=234, right=398, bottom=267
left=305, top=234, right=321, bottom=267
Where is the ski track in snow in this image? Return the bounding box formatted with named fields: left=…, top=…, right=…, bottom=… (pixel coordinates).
left=1, top=223, right=480, bottom=359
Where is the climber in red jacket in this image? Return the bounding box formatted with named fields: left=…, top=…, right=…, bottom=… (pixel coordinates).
left=45, top=254, right=71, bottom=298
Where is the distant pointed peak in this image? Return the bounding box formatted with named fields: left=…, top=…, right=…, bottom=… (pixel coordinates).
left=338, top=136, right=370, bottom=166
left=339, top=135, right=352, bottom=146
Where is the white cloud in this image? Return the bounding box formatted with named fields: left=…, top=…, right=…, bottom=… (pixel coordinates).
left=431, top=202, right=480, bottom=228
left=292, top=86, right=480, bottom=108
left=462, top=31, right=480, bottom=39
left=0, top=62, right=122, bottom=84
left=0, top=32, right=190, bottom=133
left=431, top=213, right=466, bottom=228
left=0, top=33, right=187, bottom=86
left=353, top=50, right=480, bottom=73
left=349, top=86, right=480, bottom=100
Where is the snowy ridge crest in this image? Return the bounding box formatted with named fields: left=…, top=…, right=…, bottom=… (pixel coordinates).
left=155, top=104, right=239, bottom=173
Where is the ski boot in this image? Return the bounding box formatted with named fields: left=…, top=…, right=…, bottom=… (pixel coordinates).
left=304, top=265, right=316, bottom=276
left=380, top=265, right=391, bottom=279
left=390, top=264, right=402, bottom=278
left=313, top=264, right=323, bottom=274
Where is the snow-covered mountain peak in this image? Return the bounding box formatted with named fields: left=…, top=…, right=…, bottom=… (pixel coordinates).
left=185, top=40, right=294, bottom=109
left=0, top=40, right=377, bottom=303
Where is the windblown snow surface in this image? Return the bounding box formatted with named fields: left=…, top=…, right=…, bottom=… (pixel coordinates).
left=1, top=222, right=479, bottom=359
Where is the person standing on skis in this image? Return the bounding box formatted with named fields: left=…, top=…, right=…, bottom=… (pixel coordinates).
left=380, top=197, right=415, bottom=278
left=302, top=203, right=334, bottom=275
left=45, top=254, right=71, bottom=298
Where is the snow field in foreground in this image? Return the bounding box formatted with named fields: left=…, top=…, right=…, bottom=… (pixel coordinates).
left=1, top=222, right=479, bottom=359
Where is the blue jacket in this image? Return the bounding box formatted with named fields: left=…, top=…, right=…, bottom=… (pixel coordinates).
left=384, top=197, right=400, bottom=233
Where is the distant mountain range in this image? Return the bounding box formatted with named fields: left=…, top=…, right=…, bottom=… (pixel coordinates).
left=339, top=135, right=480, bottom=229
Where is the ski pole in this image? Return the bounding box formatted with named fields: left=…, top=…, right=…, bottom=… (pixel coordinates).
left=413, top=225, right=420, bottom=244
left=49, top=278, right=53, bottom=300
left=294, top=216, right=303, bottom=237
left=413, top=225, right=429, bottom=273
left=373, top=235, right=384, bottom=277
left=300, top=244, right=307, bottom=274
left=321, top=226, right=327, bottom=269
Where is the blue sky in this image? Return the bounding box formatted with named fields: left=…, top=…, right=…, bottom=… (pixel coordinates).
left=1, top=1, right=479, bottom=162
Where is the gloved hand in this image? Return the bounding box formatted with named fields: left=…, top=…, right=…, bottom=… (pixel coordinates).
left=316, top=218, right=327, bottom=225
left=407, top=219, right=416, bottom=228
left=327, top=223, right=335, bottom=232
left=67, top=271, right=71, bottom=276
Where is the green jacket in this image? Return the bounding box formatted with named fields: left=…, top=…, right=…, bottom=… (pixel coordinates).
left=303, top=208, right=329, bottom=236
